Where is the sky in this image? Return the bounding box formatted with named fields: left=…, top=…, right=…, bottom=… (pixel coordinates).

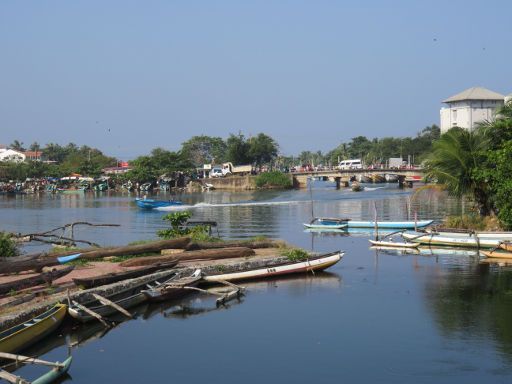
left=1, top=0, right=511, bottom=160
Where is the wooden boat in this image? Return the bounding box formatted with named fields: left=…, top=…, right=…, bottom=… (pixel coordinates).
left=303, top=218, right=348, bottom=230
left=72, top=260, right=179, bottom=289
left=68, top=272, right=176, bottom=322
left=0, top=353, right=72, bottom=384
left=500, top=242, right=512, bottom=252
left=203, top=251, right=343, bottom=283
left=0, top=304, right=67, bottom=353
left=135, top=197, right=183, bottom=209
left=368, top=239, right=420, bottom=248
left=425, top=228, right=512, bottom=240
left=385, top=173, right=399, bottom=182
left=481, top=250, right=512, bottom=259
left=371, top=174, right=385, bottom=183
left=347, top=220, right=433, bottom=229
left=142, top=270, right=203, bottom=302
left=0, top=266, right=74, bottom=295
left=402, top=231, right=501, bottom=248
left=357, top=175, right=372, bottom=183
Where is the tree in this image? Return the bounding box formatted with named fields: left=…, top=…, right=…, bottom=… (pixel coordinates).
left=10, top=140, right=25, bottom=152
left=29, top=142, right=41, bottom=152
left=424, top=127, right=492, bottom=215
left=226, top=133, right=251, bottom=164
left=248, top=133, right=279, bottom=168
left=181, top=136, right=227, bottom=166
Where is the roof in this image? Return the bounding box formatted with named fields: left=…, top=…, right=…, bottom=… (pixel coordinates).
left=443, top=87, right=505, bottom=103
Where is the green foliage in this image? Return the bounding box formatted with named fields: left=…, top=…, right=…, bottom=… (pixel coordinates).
left=281, top=248, right=310, bottom=262
left=0, top=232, right=19, bottom=257
left=126, top=148, right=193, bottom=183
left=248, top=133, right=279, bottom=168
left=157, top=211, right=216, bottom=241
left=181, top=135, right=227, bottom=166
left=444, top=215, right=487, bottom=230
left=254, top=171, right=292, bottom=188
left=226, top=133, right=252, bottom=164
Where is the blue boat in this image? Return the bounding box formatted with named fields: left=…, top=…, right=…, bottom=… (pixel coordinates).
left=135, top=197, right=183, bottom=209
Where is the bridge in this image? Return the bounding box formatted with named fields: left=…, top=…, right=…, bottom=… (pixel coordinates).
left=291, top=168, right=425, bottom=188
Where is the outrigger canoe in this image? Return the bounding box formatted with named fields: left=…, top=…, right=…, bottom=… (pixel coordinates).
left=203, top=251, right=343, bottom=283
left=425, top=228, right=512, bottom=240
left=303, top=218, right=348, bottom=230
left=135, top=198, right=183, bottom=209
left=142, top=270, right=203, bottom=302
left=0, top=304, right=67, bottom=353
left=402, top=232, right=502, bottom=248
left=480, top=250, right=512, bottom=259
left=0, top=353, right=72, bottom=384
left=368, top=239, right=420, bottom=248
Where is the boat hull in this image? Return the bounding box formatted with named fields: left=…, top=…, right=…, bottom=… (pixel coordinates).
left=481, top=250, right=512, bottom=259
left=0, top=304, right=67, bottom=354
left=368, top=240, right=419, bottom=248
left=204, top=252, right=343, bottom=283
left=32, top=356, right=73, bottom=384
left=347, top=220, right=433, bottom=229
left=135, top=198, right=183, bottom=209
left=402, top=232, right=501, bottom=248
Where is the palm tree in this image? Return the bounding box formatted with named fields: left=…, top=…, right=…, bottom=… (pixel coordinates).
left=424, top=127, right=492, bottom=215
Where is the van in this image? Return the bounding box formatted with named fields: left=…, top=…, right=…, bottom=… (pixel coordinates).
left=210, top=168, right=223, bottom=178
left=338, top=159, right=363, bottom=170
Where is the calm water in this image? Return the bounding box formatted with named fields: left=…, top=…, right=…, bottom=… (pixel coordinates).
left=2, top=182, right=512, bottom=383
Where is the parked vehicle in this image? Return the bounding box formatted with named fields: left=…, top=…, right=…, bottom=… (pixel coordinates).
left=338, top=159, right=363, bottom=170
left=210, top=168, right=223, bottom=178
left=221, top=162, right=252, bottom=176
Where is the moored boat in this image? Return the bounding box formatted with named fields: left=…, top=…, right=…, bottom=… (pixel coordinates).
left=303, top=218, right=348, bottom=230
left=142, top=270, right=203, bottom=302
left=0, top=353, right=72, bottom=384
left=347, top=220, right=433, bottom=229
left=480, top=250, right=512, bottom=259
left=425, top=228, right=512, bottom=240
left=368, top=239, right=420, bottom=248
left=203, top=251, right=343, bottom=283
left=135, top=197, right=183, bottom=209
left=402, top=231, right=501, bottom=248
left=68, top=271, right=176, bottom=322
left=0, top=304, right=67, bottom=353
left=385, top=173, right=399, bottom=182
left=72, top=260, right=179, bottom=289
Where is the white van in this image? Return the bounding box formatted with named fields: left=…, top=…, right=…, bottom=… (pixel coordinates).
left=338, top=159, right=363, bottom=170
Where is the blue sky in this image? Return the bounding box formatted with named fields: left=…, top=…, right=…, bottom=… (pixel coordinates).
left=1, top=0, right=511, bottom=159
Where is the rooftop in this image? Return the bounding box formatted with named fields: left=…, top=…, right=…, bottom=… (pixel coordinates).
left=443, top=87, right=505, bottom=103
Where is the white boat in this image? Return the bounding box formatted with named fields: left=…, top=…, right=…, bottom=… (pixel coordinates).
left=347, top=220, right=433, bottom=229
left=426, top=228, right=512, bottom=240
left=385, top=174, right=399, bottom=182
left=368, top=239, right=420, bottom=248
left=402, top=231, right=502, bottom=248
left=203, top=251, right=343, bottom=282
left=303, top=218, right=348, bottom=230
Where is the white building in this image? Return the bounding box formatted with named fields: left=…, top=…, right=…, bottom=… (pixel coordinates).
left=0, top=148, right=26, bottom=163
left=440, top=87, right=505, bottom=133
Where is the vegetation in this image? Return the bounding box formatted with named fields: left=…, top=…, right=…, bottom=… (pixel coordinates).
left=254, top=171, right=292, bottom=188
left=281, top=248, right=310, bottom=262
left=0, top=232, right=19, bottom=257
left=426, top=101, right=512, bottom=228
left=157, top=211, right=216, bottom=242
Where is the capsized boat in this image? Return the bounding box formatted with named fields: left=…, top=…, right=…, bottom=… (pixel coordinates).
left=402, top=231, right=501, bottom=248
left=0, top=304, right=67, bottom=354
left=142, top=270, right=203, bottom=302
left=203, top=251, right=343, bottom=283
left=135, top=197, right=183, bottom=209
left=303, top=218, right=348, bottom=230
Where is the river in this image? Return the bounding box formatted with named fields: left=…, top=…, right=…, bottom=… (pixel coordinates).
left=2, top=181, right=512, bottom=383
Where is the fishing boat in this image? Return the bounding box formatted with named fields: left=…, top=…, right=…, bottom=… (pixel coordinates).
left=303, top=218, right=348, bottom=230
left=425, top=228, right=512, bottom=240
left=0, top=304, right=67, bottom=353
left=135, top=197, right=183, bottom=209
left=385, top=174, right=399, bottom=182
left=357, top=175, right=372, bottom=183
left=68, top=271, right=176, bottom=322
left=347, top=220, right=433, bottom=229
left=142, top=270, right=203, bottom=302
left=402, top=231, right=501, bottom=248
left=480, top=250, right=512, bottom=259
left=368, top=239, right=420, bottom=248
left=0, top=353, right=72, bottom=384
left=203, top=251, right=343, bottom=283
left=72, top=260, right=179, bottom=289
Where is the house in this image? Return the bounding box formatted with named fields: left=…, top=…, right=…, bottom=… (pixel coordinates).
left=23, top=150, right=43, bottom=161
left=0, top=149, right=26, bottom=163
left=440, top=87, right=506, bottom=133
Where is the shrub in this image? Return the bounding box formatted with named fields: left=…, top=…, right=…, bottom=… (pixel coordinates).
left=0, top=232, right=19, bottom=257
left=157, top=211, right=217, bottom=242
left=280, top=248, right=309, bottom=262
left=254, top=171, right=293, bottom=188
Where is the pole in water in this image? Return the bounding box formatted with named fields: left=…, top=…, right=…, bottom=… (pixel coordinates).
left=309, top=177, right=314, bottom=219
left=373, top=201, right=379, bottom=241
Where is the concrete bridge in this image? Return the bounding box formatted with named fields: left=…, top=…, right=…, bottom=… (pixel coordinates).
left=291, top=168, right=425, bottom=188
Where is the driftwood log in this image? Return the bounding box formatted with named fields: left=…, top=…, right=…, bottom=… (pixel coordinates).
left=185, top=240, right=282, bottom=251
left=0, top=237, right=191, bottom=275
left=119, top=247, right=256, bottom=267
left=0, top=266, right=75, bottom=295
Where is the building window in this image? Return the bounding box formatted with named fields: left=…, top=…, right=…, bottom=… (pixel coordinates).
left=452, top=109, right=457, bottom=120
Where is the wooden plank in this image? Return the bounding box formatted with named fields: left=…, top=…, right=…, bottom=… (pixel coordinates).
left=91, top=293, right=133, bottom=318
left=72, top=300, right=110, bottom=327
left=216, top=289, right=243, bottom=306
left=0, top=369, right=29, bottom=384
left=0, top=352, right=64, bottom=368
